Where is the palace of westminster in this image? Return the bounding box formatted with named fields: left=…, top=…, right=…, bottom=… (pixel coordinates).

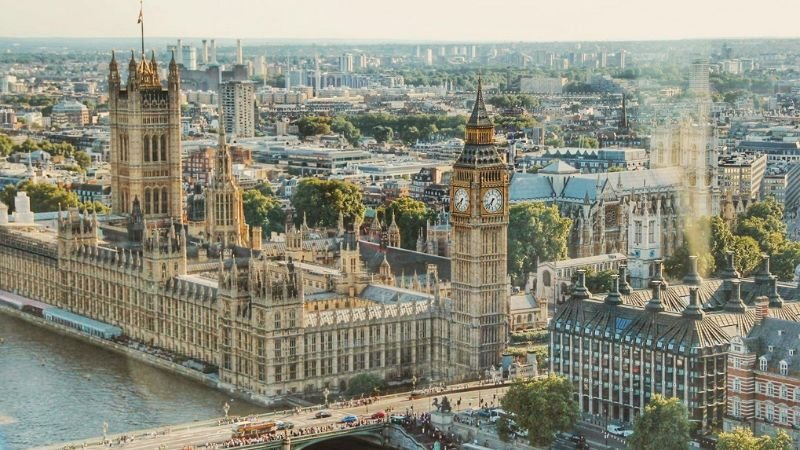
left=4, top=49, right=800, bottom=431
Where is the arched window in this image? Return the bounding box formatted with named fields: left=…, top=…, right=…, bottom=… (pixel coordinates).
left=780, top=360, right=788, bottom=376
left=768, top=382, right=775, bottom=397
left=152, top=135, right=159, bottom=162
left=153, top=187, right=161, bottom=214
left=543, top=270, right=552, bottom=287
left=144, top=136, right=150, bottom=162
left=161, top=187, right=168, bottom=214
left=160, top=134, right=167, bottom=161
left=760, top=356, right=768, bottom=372
left=732, top=378, right=741, bottom=393
left=144, top=188, right=151, bottom=214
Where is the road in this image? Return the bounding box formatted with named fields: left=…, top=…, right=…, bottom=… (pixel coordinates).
left=44, top=383, right=510, bottom=450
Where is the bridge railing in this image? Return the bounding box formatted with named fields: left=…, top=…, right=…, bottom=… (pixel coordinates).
left=231, top=423, right=385, bottom=450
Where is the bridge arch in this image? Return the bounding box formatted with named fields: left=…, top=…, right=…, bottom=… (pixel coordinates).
left=293, top=425, right=385, bottom=450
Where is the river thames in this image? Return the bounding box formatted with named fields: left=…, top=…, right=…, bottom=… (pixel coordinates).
left=0, top=312, right=271, bottom=449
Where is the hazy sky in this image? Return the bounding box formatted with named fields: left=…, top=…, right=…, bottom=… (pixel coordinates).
left=2, top=0, right=800, bottom=42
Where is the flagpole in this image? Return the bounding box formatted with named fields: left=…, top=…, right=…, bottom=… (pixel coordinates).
left=139, top=0, right=144, bottom=58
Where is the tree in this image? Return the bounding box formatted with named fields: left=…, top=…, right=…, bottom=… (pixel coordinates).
left=253, top=181, right=274, bottom=197
left=382, top=197, right=434, bottom=251
left=295, top=116, right=331, bottom=139
left=331, top=116, right=361, bottom=147
left=508, top=202, right=572, bottom=285
left=665, top=216, right=729, bottom=280
left=1, top=180, right=80, bottom=213
left=501, top=375, right=578, bottom=447
left=373, top=125, right=394, bottom=144
left=0, top=133, right=13, bottom=156
left=582, top=268, right=616, bottom=293
left=73, top=150, right=91, bottom=170
left=291, top=178, right=364, bottom=228
left=496, top=416, right=512, bottom=442
left=772, top=241, right=800, bottom=282
left=717, top=427, right=792, bottom=450
left=243, top=189, right=284, bottom=236
left=736, top=198, right=787, bottom=256
left=731, top=235, right=761, bottom=277
left=345, top=373, right=384, bottom=397
left=628, top=394, right=690, bottom=450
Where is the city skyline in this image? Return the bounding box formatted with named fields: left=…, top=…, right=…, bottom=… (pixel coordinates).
left=2, top=0, right=800, bottom=42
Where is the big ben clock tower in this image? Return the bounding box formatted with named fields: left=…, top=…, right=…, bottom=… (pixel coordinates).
left=449, top=78, right=510, bottom=378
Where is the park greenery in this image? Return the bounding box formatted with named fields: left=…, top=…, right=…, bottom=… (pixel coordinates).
left=0, top=134, right=91, bottom=170
left=500, top=375, right=578, bottom=447
left=290, top=178, right=365, bottom=228
left=377, top=197, right=435, bottom=251
left=242, top=183, right=285, bottom=236
left=0, top=180, right=108, bottom=214
left=345, top=373, right=385, bottom=397
left=507, top=202, right=572, bottom=285
left=628, top=395, right=690, bottom=450
left=666, top=198, right=800, bottom=281
left=571, top=267, right=617, bottom=293
left=294, top=113, right=468, bottom=146
left=717, top=428, right=792, bottom=450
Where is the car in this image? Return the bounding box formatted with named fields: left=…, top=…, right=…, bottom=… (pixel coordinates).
left=314, top=410, right=332, bottom=419
left=370, top=411, right=386, bottom=419
left=477, top=408, right=492, bottom=418
left=340, top=414, right=358, bottom=424
left=606, top=424, right=634, bottom=437
left=390, top=414, right=405, bottom=424
left=275, top=420, right=294, bottom=430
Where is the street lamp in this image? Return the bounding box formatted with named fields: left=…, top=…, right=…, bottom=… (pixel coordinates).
left=412, top=375, right=417, bottom=392
left=223, top=402, right=230, bottom=420
left=102, top=422, right=108, bottom=445
left=323, top=387, right=330, bottom=407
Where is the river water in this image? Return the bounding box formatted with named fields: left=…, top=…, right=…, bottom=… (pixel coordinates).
left=0, top=312, right=270, bottom=449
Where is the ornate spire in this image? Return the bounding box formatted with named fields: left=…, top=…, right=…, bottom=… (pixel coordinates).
left=468, top=76, right=491, bottom=127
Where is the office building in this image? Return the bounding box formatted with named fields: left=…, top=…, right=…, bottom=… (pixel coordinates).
left=220, top=81, right=256, bottom=139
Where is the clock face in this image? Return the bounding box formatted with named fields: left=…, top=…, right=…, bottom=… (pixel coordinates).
left=483, top=189, right=503, bottom=213
left=454, top=188, right=469, bottom=212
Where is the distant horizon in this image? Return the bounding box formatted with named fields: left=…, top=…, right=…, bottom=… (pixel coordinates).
left=2, top=0, right=799, bottom=42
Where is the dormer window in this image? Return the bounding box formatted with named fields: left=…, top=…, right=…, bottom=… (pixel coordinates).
left=780, top=361, right=788, bottom=376
left=779, top=330, right=784, bottom=336
left=791, top=349, right=795, bottom=356
left=769, top=346, right=774, bottom=352
left=760, top=357, right=768, bottom=371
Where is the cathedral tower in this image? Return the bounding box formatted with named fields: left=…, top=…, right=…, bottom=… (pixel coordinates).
left=449, top=78, right=510, bottom=378
left=109, top=50, right=183, bottom=220
left=205, top=104, right=249, bottom=247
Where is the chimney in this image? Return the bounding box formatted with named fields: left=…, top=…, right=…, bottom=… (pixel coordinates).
left=725, top=279, right=747, bottom=313
left=768, top=275, right=784, bottom=307
left=571, top=269, right=592, bottom=301
left=618, top=264, right=632, bottom=295
left=604, top=274, right=623, bottom=306
left=755, top=254, right=772, bottom=284
left=176, top=39, right=183, bottom=66
left=651, top=259, right=668, bottom=288
left=721, top=250, right=741, bottom=279
left=202, top=39, right=209, bottom=65
left=754, top=296, right=769, bottom=326
left=682, top=255, right=704, bottom=286
left=645, top=280, right=665, bottom=313
left=210, top=39, right=217, bottom=64
left=236, top=39, right=243, bottom=65
left=251, top=227, right=262, bottom=250
left=682, top=286, right=704, bottom=319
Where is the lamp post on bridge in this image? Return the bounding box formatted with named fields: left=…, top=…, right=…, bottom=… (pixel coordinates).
left=223, top=402, right=230, bottom=420
left=102, top=421, right=108, bottom=445
left=323, top=387, right=330, bottom=407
